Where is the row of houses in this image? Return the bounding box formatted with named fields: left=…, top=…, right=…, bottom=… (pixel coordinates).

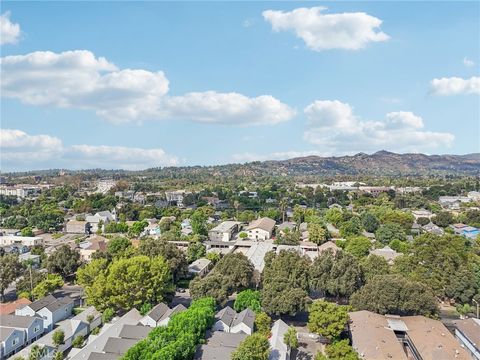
left=1, top=295, right=75, bottom=359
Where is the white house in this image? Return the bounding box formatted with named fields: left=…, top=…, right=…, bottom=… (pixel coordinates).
left=229, top=309, right=255, bottom=335
left=245, top=217, right=276, bottom=241
left=140, top=303, right=186, bottom=328
left=213, top=307, right=255, bottom=335
left=16, top=295, right=74, bottom=332
left=213, top=307, right=237, bottom=332
left=208, top=221, right=241, bottom=242
left=0, top=235, right=43, bottom=247
left=85, top=211, right=116, bottom=233
left=188, top=258, right=211, bottom=277
left=269, top=320, right=291, bottom=360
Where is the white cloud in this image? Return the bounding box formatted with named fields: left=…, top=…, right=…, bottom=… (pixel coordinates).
left=262, top=6, right=389, bottom=51
left=463, top=57, right=475, bottom=67
left=232, top=150, right=327, bottom=162
left=430, top=76, right=480, bottom=96
left=1, top=50, right=295, bottom=126
left=0, top=129, right=63, bottom=163
left=0, top=12, right=21, bottom=45
left=161, top=91, right=295, bottom=125
left=0, top=129, right=178, bottom=171
left=303, top=100, right=454, bottom=154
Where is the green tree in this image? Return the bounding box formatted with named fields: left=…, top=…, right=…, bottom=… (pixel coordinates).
left=190, top=273, right=229, bottom=304
left=106, top=237, right=132, bottom=258
left=283, top=327, right=299, bottom=350
left=83, top=256, right=172, bottom=311
left=325, top=208, right=343, bottom=227
left=138, top=238, right=188, bottom=281
left=325, top=340, right=360, bottom=360
left=361, top=212, right=379, bottom=233
left=28, top=345, right=44, bottom=360
left=255, top=312, right=272, bottom=337
left=375, top=223, right=406, bottom=245
left=31, top=274, right=64, bottom=299
left=21, top=227, right=34, bottom=237
left=231, top=333, right=270, bottom=360
left=393, top=233, right=470, bottom=299
left=416, top=217, right=430, bottom=226
left=46, top=245, right=81, bottom=279
left=102, top=308, right=115, bottom=323
left=432, top=211, right=454, bottom=228
left=76, top=258, right=109, bottom=288
left=72, top=335, right=84, bottom=348
left=310, top=250, right=363, bottom=299
left=187, top=241, right=206, bottom=263
left=128, top=220, right=148, bottom=237
left=307, top=300, right=349, bottom=341
left=262, top=250, right=310, bottom=316
left=53, top=351, right=63, bottom=360
left=234, top=290, right=262, bottom=313
left=350, top=274, right=438, bottom=316
left=0, top=255, right=24, bottom=298
left=308, top=223, right=329, bottom=245
left=52, top=329, right=65, bottom=347
left=339, top=217, right=362, bottom=238
left=344, top=236, right=372, bottom=258
left=191, top=211, right=208, bottom=235
left=360, top=255, right=389, bottom=282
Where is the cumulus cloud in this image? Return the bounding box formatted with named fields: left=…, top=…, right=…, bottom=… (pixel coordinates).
left=0, top=12, right=21, bottom=45
left=262, top=6, right=389, bottom=51
left=430, top=76, right=480, bottom=96
left=303, top=100, right=454, bottom=154
left=161, top=91, right=295, bottom=125
left=232, top=150, right=327, bottom=163
left=0, top=129, right=178, bottom=171
left=1, top=50, right=295, bottom=125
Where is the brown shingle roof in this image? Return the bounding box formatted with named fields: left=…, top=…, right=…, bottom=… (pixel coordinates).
left=0, top=298, right=31, bottom=315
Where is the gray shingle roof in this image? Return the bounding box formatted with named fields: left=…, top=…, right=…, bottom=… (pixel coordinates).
left=231, top=308, right=255, bottom=330
left=44, top=297, right=74, bottom=312
left=118, top=325, right=152, bottom=340
left=0, top=314, right=39, bottom=329
left=27, top=294, right=57, bottom=312
left=146, top=303, right=169, bottom=322
left=102, top=337, right=138, bottom=354
left=215, top=306, right=236, bottom=326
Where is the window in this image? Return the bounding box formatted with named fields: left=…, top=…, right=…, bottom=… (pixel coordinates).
left=12, top=337, right=19, bottom=346
left=34, top=325, right=40, bottom=333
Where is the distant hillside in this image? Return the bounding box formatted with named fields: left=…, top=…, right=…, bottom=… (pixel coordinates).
left=4, top=151, right=480, bottom=178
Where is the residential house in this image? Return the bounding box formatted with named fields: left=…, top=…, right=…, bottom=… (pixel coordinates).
left=208, top=221, right=241, bottom=242
left=245, top=217, right=276, bottom=241
left=276, top=222, right=297, bottom=235
left=0, top=298, right=31, bottom=315
left=369, top=246, right=401, bottom=265
left=212, top=307, right=255, bottom=335
left=0, top=315, right=44, bottom=357
left=244, top=242, right=274, bottom=272
left=65, top=220, right=90, bottom=234
left=69, top=309, right=151, bottom=360
left=16, top=295, right=74, bottom=332
left=468, top=191, right=480, bottom=202
left=452, top=318, right=480, bottom=360
left=229, top=309, right=255, bottom=335
left=16, top=307, right=100, bottom=360
left=85, top=211, right=116, bottom=234
left=18, top=252, right=41, bottom=268
left=450, top=223, right=480, bottom=240
left=1, top=327, right=25, bottom=359
left=411, top=209, right=433, bottom=220
left=194, top=331, right=247, bottom=360
left=140, top=303, right=186, bottom=328
left=79, top=236, right=107, bottom=262
left=422, top=222, right=444, bottom=235
left=349, top=310, right=470, bottom=360
left=188, top=258, right=212, bottom=278
left=0, top=235, right=43, bottom=247
left=317, top=241, right=341, bottom=255
left=269, top=320, right=291, bottom=360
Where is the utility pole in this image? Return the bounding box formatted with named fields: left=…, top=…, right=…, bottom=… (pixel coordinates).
left=473, top=299, right=479, bottom=319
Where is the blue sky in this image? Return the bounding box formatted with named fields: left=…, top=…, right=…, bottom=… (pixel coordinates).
left=1, top=1, right=479, bottom=170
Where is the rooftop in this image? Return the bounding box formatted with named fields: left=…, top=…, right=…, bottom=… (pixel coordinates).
left=246, top=217, right=276, bottom=232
